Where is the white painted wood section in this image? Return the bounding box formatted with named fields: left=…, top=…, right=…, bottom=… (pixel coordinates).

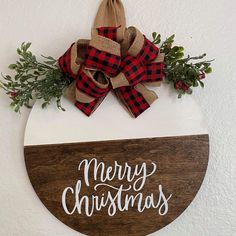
left=24, top=84, right=208, bottom=146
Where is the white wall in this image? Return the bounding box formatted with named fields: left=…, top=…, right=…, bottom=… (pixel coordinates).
left=0, top=0, right=236, bottom=235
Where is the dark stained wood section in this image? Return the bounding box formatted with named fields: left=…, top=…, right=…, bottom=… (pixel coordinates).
left=24, top=135, right=209, bottom=236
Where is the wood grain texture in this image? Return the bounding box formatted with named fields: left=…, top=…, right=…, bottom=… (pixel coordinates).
left=24, top=135, right=209, bottom=236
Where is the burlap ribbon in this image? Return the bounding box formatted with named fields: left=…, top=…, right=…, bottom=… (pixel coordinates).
left=58, top=0, right=164, bottom=118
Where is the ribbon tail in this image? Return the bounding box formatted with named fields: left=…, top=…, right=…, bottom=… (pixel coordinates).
left=63, top=80, right=107, bottom=117
left=75, top=95, right=108, bottom=117
left=115, top=84, right=158, bottom=118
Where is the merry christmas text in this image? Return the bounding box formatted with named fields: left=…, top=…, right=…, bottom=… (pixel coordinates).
left=62, top=158, right=172, bottom=217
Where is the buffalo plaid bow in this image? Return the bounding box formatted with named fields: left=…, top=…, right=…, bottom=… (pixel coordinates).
left=58, top=26, right=164, bottom=118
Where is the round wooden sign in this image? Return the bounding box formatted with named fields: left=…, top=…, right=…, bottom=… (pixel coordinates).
left=24, top=85, right=209, bottom=236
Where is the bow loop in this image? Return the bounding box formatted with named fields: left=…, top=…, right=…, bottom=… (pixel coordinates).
left=58, top=43, right=79, bottom=80
left=76, top=67, right=110, bottom=99
left=84, top=35, right=121, bottom=77
left=137, top=36, right=160, bottom=64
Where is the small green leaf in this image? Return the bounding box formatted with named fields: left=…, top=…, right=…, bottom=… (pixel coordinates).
left=9, top=64, right=17, bottom=70
left=199, top=80, right=205, bottom=88
left=42, top=102, right=48, bottom=109
left=187, top=88, right=193, bottom=94
left=172, top=46, right=180, bottom=52
left=152, top=32, right=157, bottom=40
left=2, top=75, right=12, bottom=81
left=14, top=105, right=20, bottom=113
left=178, top=93, right=182, bottom=99
left=167, top=34, right=175, bottom=43
left=205, top=67, right=212, bottom=74
left=42, top=55, right=56, bottom=61
left=17, top=48, right=21, bottom=55
left=44, top=60, right=56, bottom=65
left=0, top=83, right=5, bottom=89
left=152, top=32, right=161, bottom=44
left=10, top=102, right=16, bottom=107
left=176, top=52, right=184, bottom=59
left=25, top=42, right=32, bottom=51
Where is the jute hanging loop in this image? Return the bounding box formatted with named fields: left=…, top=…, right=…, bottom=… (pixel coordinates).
left=93, top=0, right=126, bottom=28
left=58, top=0, right=165, bottom=118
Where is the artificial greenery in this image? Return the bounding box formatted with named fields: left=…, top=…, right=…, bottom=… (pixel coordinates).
left=0, top=34, right=213, bottom=112
left=152, top=33, right=213, bottom=98
left=0, top=42, right=70, bottom=112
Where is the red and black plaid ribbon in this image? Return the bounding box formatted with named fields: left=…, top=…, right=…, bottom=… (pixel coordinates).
left=58, top=27, right=164, bottom=118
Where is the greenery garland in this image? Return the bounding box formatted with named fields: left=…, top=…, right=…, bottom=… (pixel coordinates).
left=153, top=33, right=213, bottom=98
left=0, top=34, right=213, bottom=112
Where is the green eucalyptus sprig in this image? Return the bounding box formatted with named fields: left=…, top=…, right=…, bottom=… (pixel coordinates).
left=152, top=33, right=213, bottom=98
left=0, top=42, right=70, bottom=112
